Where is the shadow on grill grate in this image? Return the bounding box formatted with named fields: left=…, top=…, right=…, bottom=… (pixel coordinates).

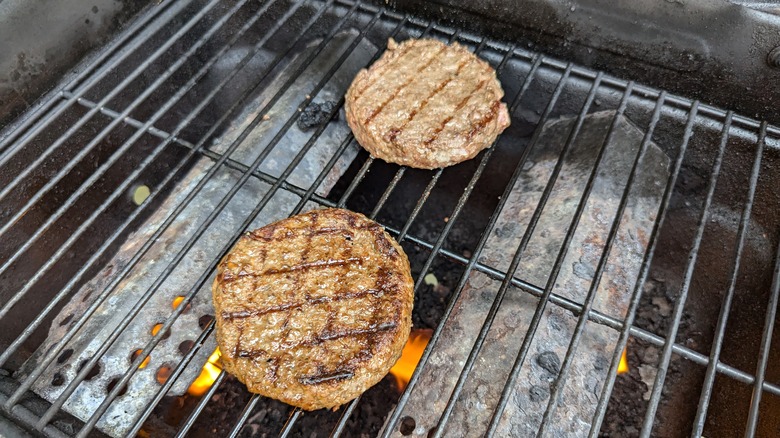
left=1, top=0, right=780, bottom=437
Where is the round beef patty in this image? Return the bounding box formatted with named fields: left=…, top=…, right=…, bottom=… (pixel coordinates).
left=212, top=208, right=414, bottom=410
left=345, top=38, right=511, bottom=169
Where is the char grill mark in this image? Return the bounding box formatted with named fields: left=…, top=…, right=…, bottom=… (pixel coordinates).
left=245, top=223, right=380, bottom=242
left=299, top=370, right=355, bottom=385
left=221, top=288, right=384, bottom=320
left=301, top=321, right=398, bottom=346
left=233, top=321, right=398, bottom=357
left=247, top=224, right=279, bottom=241
left=363, top=45, right=449, bottom=126
left=353, top=42, right=417, bottom=99
left=423, top=78, right=490, bottom=147
left=466, top=100, right=502, bottom=142
left=221, top=257, right=364, bottom=283
left=388, top=57, right=475, bottom=144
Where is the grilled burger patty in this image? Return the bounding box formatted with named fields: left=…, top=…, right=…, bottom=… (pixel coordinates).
left=212, top=208, right=414, bottom=410
left=345, top=38, right=511, bottom=169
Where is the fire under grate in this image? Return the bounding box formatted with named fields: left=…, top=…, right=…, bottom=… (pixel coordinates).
left=1, top=0, right=780, bottom=437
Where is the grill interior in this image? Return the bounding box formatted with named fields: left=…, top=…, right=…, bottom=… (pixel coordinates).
left=1, top=0, right=780, bottom=437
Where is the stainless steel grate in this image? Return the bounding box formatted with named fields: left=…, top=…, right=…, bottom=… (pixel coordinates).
left=1, top=0, right=779, bottom=437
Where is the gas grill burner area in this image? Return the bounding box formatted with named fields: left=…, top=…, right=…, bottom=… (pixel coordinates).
left=1, top=0, right=779, bottom=437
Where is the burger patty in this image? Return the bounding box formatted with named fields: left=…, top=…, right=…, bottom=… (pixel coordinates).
left=345, top=38, right=511, bottom=169
left=212, top=208, right=414, bottom=410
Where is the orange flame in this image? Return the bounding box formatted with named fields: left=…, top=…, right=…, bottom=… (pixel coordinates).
left=390, top=329, right=432, bottom=390
left=188, top=348, right=222, bottom=397
left=172, top=296, right=185, bottom=310
left=618, top=348, right=629, bottom=374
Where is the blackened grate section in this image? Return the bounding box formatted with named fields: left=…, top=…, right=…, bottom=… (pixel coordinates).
left=0, top=0, right=779, bottom=437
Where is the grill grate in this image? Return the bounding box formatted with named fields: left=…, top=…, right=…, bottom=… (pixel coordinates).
left=0, top=0, right=779, bottom=436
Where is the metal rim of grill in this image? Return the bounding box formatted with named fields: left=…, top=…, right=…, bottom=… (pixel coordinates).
left=0, top=0, right=778, bottom=437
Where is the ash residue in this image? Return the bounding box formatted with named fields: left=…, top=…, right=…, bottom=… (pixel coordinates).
left=536, top=351, right=562, bottom=376
left=297, top=101, right=339, bottom=130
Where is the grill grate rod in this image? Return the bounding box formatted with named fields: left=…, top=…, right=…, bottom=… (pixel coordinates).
left=745, top=174, right=780, bottom=437
left=391, top=223, right=780, bottom=398
left=0, top=393, right=69, bottom=438
left=0, top=0, right=220, bottom=202
left=11, top=0, right=355, bottom=425
left=381, top=51, right=540, bottom=436
left=330, top=397, right=360, bottom=438
left=485, top=79, right=636, bottom=435
left=692, top=121, right=767, bottom=436
left=272, top=186, right=780, bottom=403
left=3, top=0, right=778, bottom=435
left=279, top=409, right=303, bottom=438
left=64, top=5, right=379, bottom=434
left=274, top=29, right=508, bottom=437
left=535, top=85, right=660, bottom=436
left=0, top=0, right=190, bottom=155
left=325, top=62, right=476, bottom=428
left=587, top=101, right=700, bottom=436
left=0, top=0, right=322, bottom=386
left=435, top=63, right=582, bottom=437
left=160, top=132, right=358, bottom=438
left=229, top=395, right=262, bottom=438
left=175, top=371, right=228, bottom=438
left=127, top=317, right=216, bottom=437
left=169, top=11, right=418, bottom=436
left=0, top=0, right=282, bottom=322
left=638, top=111, right=733, bottom=438
left=216, top=24, right=480, bottom=438
left=62, top=93, right=195, bottom=147
left=0, top=0, right=258, bottom=241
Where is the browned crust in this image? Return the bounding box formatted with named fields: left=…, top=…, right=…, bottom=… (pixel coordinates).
left=345, top=38, right=511, bottom=169
left=212, top=208, right=414, bottom=410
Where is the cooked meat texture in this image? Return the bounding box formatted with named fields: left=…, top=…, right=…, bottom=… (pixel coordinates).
left=345, top=38, right=511, bottom=169
left=212, top=208, right=414, bottom=411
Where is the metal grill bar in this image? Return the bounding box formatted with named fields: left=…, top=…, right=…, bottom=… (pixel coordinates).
left=229, top=395, right=261, bottom=438
left=66, top=5, right=378, bottom=434
left=536, top=84, right=660, bottom=436
left=133, top=131, right=360, bottom=438
left=692, top=121, right=767, bottom=436
left=382, top=52, right=546, bottom=436
left=745, top=193, right=780, bottom=437
left=168, top=11, right=414, bottom=437
left=279, top=409, right=303, bottom=438
left=487, top=80, right=637, bottom=435
left=0, top=393, right=69, bottom=438
left=0, top=0, right=327, bottom=385
left=331, top=397, right=360, bottom=438
left=0, top=0, right=220, bottom=199
left=639, top=111, right=733, bottom=438
left=168, top=16, right=420, bottom=433
left=127, top=319, right=216, bottom=436
left=587, top=101, right=700, bottom=437
left=174, top=371, right=227, bottom=438
left=12, top=0, right=358, bottom=425
left=433, top=64, right=581, bottom=438
left=0, top=0, right=190, bottom=154
left=1, top=0, right=778, bottom=436
left=226, top=28, right=503, bottom=437
left=62, top=93, right=194, bottom=147
left=0, top=0, right=281, bottom=322
left=389, top=226, right=780, bottom=397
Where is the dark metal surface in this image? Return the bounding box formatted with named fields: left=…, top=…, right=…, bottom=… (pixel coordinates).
left=0, top=0, right=152, bottom=130
left=0, top=0, right=778, bottom=437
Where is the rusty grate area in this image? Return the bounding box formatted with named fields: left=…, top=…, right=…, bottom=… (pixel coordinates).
left=1, top=0, right=780, bottom=437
